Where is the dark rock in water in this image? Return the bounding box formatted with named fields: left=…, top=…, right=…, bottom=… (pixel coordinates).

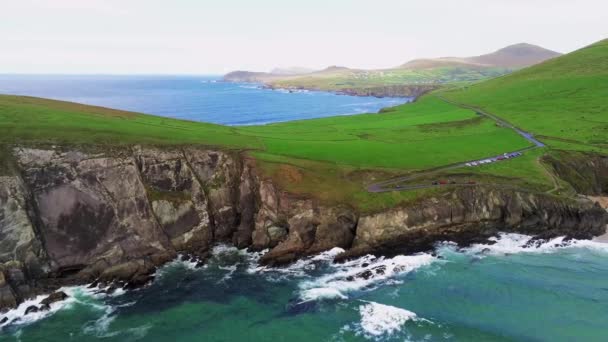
left=374, top=265, right=386, bottom=275
left=40, top=291, right=68, bottom=306
left=0, top=316, right=8, bottom=324
left=356, top=270, right=374, bottom=280
left=40, top=303, right=51, bottom=311
left=481, top=248, right=491, bottom=254
left=286, top=299, right=317, bottom=316
left=180, top=254, right=192, bottom=262
left=102, top=284, right=118, bottom=295
left=24, top=305, right=39, bottom=315
left=124, top=274, right=154, bottom=290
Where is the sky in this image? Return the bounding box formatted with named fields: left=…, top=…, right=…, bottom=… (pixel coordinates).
left=1, top=0, right=607, bottom=74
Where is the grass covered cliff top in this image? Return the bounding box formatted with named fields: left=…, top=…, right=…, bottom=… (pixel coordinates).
left=1, top=39, right=606, bottom=211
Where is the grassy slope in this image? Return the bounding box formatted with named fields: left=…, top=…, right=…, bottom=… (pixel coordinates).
left=0, top=95, right=260, bottom=149
left=0, top=94, right=529, bottom=172
left=239, top=96, right=529, bottom=170
left=444, top=39, right=608, bottom=154
left=0, top=93, right=532, bottom=212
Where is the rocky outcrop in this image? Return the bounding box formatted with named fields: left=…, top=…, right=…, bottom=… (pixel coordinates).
left=134, top=147, right=213, bottom=255
left=543, top=151, right=608, bottom=195
left=251, top=180, right=358, bottom=265
left=0, top=146, right=607, bottom=312
left=341, top=187, right=607, bottom=259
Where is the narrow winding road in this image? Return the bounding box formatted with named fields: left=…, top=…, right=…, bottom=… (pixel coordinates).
left=367, top=96, right=545, bottom=193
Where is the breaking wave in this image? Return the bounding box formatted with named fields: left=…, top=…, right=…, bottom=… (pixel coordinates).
left=298, top=253, right=436, bottom=302
left=449, top=233, right=608, bottom=257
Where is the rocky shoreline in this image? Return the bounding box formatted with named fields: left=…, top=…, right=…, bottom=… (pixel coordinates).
left=261, top=84, right=438, bottom=99
left=1, top=146, right=607, bottom=315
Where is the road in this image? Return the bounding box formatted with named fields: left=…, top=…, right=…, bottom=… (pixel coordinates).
left=367, top=96, right=545, bottom=193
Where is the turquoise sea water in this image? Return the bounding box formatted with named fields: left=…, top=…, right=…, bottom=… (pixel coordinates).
left=2, top=234, right=608, bottom=341
left=0, top=75, right=411, bottom=125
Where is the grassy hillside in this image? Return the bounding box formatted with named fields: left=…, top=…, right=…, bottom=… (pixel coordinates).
left=0, top=95, right=529, bottom=171
left=0, top=95, right=260, bottom=148
left=241, top=96, right=529, bottom=170
left=444, top=39, right=608, bottom=154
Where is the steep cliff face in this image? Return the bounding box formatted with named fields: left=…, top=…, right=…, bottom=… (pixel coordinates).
left=0, top=146, right=607, bottom=312
left=543, top=151, right=608, bottom=195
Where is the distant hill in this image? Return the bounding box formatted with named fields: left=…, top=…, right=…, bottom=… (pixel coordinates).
left=401, top=43, right=561, bottom=70
left=223, top=43, right=563, bottom=95
left=468, top=43, right=562, bottom=68
left=223, top=67, right=317, bottom=83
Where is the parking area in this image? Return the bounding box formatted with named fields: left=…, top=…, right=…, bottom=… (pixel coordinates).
left=465, top=152, right=523, bottom=167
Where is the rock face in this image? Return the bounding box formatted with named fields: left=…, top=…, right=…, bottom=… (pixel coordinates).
left=134, top=147, right=213, bottom=255
left=342, top=187, right=607, bottom=259
left=0, top=146, right=607, bottom=312
left=544, top=151, right=608, bottom=195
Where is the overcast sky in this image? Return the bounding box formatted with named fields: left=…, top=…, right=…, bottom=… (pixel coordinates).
left=1, top=0, right=606, bottom=74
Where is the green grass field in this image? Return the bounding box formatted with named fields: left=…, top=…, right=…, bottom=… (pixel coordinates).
left=0, top=94, right=530, bottom=172
left=1, top=38, right=606, bottom=211
left=444, top=39, right=608, bottom=154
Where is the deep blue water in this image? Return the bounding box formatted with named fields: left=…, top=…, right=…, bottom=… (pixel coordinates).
left=0, top=75, right=411, bottom=125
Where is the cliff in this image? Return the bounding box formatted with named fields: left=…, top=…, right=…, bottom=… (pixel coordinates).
left=1, top=146, right=607, bottom=312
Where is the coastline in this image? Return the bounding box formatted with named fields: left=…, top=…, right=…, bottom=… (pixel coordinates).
left=221, top=77, right=438, bottom=99
left=1, top=145, right=607, bottom=317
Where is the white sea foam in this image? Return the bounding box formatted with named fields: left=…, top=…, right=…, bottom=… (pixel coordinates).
left=0, top=285, right=119, bottom=329
left=248, top=247, right=344, bottom=279
left=298, top=253, right=436, bottom=302
left=455, top=233, right=608, bottom=257
left=357, top=301, right=421, bottom=337
left=218, top=265, right=238, bottom=283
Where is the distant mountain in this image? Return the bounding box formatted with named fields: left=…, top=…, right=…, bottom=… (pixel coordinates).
left=401, top=43, right=561, bottom=69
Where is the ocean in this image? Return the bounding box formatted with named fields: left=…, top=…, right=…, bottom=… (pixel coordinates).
left=0, top=75, right=411, bottom=125
left=2, top=234, right=608, bottom=341
left=1, top=75, right=607, bottom=341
